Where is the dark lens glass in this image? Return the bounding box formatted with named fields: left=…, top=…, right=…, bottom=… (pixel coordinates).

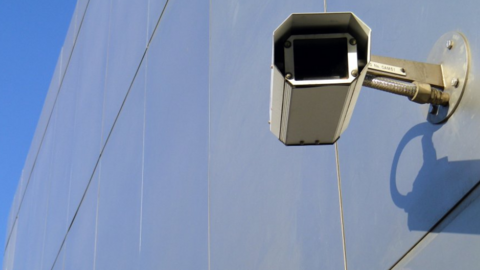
left=293, top=38, right=348, bottom=80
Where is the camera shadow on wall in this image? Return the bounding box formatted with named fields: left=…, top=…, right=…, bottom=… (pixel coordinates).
left=390, top=122, right=480, bottom=234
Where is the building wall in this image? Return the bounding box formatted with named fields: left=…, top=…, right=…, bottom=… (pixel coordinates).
left=4, top=0, right=480, bottom=269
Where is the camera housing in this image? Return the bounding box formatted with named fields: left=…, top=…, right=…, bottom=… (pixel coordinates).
left=270, top=13, right=371, bottom=145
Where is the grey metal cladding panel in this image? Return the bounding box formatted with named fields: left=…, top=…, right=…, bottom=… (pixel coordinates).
left=395, top=192, right=480, bottom=270
left=328, top=0, right=480, bottom=269
left=147, top=0, right=167, bottom=40
left=6, top=169, right=29, bottom=245
left=3, top=216, right=17, bottom=270
left=51, top=247, right=65, bottom=270
left=209, top=147, right=344, bottom=270
left=39, top=91, right=77, bottom=270
left=60, top=0, right=92, bottom=80
left=75, top=0, right=90, bottom=27
left=11, top=54, right=64, bottom=224
left=5, top=171, right=23, bottom=247
left=94, top=65, right=145, bottom=270
left=62, top=171, right=99, bottom=270
left=101, top=0, right=148, bottom=145
left=139, top=0, right=209, bottom=268
left=394, top=184, right=480, bottom=270
left=209, top=1, right=345, bottom=269
left=5, top=206, right=15, bottom=250
left=6, top=58, right=76, bottom=267
left=12, top=124, right=55, bottom=270
left=62, top=0, right=110, bottom=223
left=59, top=5, right=81, bottom=83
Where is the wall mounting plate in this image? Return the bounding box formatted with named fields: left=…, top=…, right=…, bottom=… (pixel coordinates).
left=426, top=31, right=470, bottom=124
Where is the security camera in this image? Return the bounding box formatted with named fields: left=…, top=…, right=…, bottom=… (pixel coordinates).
left=270, top=12, right=468, bottom=146
left=270, top=13, right=371, bottom=146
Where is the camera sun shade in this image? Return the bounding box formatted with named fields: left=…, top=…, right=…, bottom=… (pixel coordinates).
left=270, top=13, right=371, bottom=145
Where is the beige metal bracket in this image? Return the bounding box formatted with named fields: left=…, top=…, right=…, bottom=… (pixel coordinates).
left=369, top=55, right=445, bottom=89
left=363, top=31, right=469, bottom=124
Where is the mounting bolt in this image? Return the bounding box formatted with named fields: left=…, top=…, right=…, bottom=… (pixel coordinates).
left=351, top=69, right=358, bottom=77
left=285, top=73, right=292, bottom=79
left=451, top=78, right=459, bottom=88
left=446, top=40, right=454, bottom=50
left=349, top=38, right=357, bottom=45
left=284, top=41, right=292, bottom=48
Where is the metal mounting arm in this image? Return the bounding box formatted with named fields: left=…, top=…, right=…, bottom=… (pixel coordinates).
left=360, top=32, right=469, bottom=124
left=368, top=55, right=444, bottom=89
left=362, top=55, right=449, bottom=106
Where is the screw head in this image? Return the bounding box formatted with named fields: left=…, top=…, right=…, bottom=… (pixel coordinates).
left=446, top=40, right=454, bottom=50
left=285, top=73, right=292, bottom=79
left=351, top=69, right=358, bottom=77
left=451, top=78, right=459, bottom=88
left=349, top=38, right=357, bottom=45
left=284, top=41, right=292, bottom=48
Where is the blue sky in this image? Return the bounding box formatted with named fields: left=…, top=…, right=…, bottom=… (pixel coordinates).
left=0, top=0, right=77, bottom=265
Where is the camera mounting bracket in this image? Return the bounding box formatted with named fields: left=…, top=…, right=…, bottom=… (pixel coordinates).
left=426, top=31, right=470, bottom=124
left=363, top=32, right=469, bottom=124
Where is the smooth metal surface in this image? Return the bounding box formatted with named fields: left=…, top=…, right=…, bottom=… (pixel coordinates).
left=51, top=247, right=64, bottom=270
left=329, top=1, right=480, bottom=269
left=9, top=0, right=91, bottom=229
left=62, top=0, right=110, bottom=226
left=100, top=1, right=148, bottom=145
left=7, top=29, right=67, bottom=235
left=140, top=0, right=209, bottom=267
left=270, top=67, right=285, bottom=138
left=94, top=65, right=145, bottom=269
left=426, top=32, right=469, bottom=124
left=40, top=93, right=75, bottom=270
left=280, top=84, right=350, bottom=145
left=12, top=127, right=54, bottom=269
left=62, top=172, right=99, bottom=270
left=3, top=221, right=17, bottom=270
left=369, top=55, right=444, bottom=88
left=212, top=2, right=345, bottom=269
left=5, top=1, right=480, bottom=270
left=147, top=0, right=167, bottom=39
left=393, top=183, right=480, bottom=269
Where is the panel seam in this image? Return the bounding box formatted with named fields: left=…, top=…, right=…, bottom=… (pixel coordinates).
left=335, top=142, right=348, bottom=270
left=48, top=1, right=171, bottom=269
left=138, top=2, right=150, bottom=264
left=389, top=179, right=480, bottom=269
left=4, top=0, right=92, bottom=256
left=207, top=0, right=212, bottom=268
left=92, top=1, right=113, bottom=269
